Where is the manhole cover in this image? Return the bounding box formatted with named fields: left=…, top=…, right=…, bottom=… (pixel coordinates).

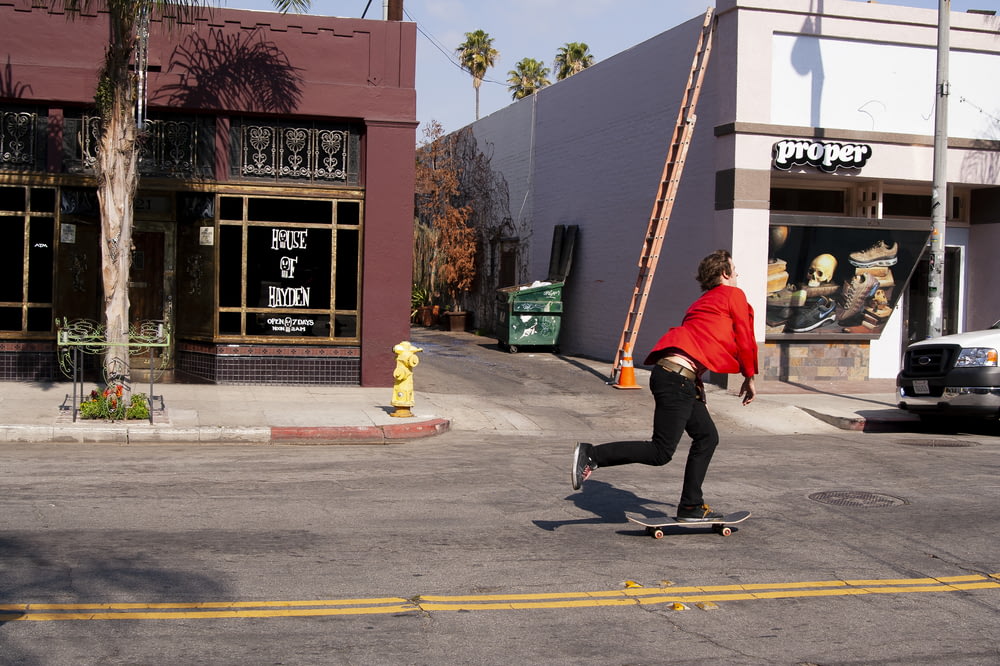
left=808, top=491, right=908, bottom=508
left=896, top=439, right=977, bottom=448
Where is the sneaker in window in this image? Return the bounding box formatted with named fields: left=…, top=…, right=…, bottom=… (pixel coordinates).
left=571, top=442, right=596, bottom=490
left=785, top=296, right=836, bottom=333
left=849, top=240, right=898, bottom=268
left=839, top=273, right=880, bottom=325
left=676, top=504, right=724, bottom=522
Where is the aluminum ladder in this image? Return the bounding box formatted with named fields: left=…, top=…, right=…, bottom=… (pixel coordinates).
left=610, top=7, right=716, bottom=382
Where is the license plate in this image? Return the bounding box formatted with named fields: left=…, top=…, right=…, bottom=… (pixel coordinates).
left=913, top=379, right=930, bottom=395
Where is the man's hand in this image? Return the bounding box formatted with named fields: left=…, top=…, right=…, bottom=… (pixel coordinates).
left=739, top=376, right=756, bottom=406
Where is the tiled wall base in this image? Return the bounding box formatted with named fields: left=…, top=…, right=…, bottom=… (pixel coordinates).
left=176, top=342, right=360, bottom=385
left=0, top=350, right=59, bottom=381
left=761, top=341, right=871, bottom=384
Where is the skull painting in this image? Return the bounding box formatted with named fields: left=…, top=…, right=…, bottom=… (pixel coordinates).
left=806, top=254, right=837, bottom=287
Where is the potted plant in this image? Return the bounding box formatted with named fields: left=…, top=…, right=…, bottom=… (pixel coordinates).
left=443, top=307, right=468, bottom=332
left=411, top=284, right=437, bottom=327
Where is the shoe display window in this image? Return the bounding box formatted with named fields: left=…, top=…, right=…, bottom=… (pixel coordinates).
left=765, top=216, right=931, bottom=340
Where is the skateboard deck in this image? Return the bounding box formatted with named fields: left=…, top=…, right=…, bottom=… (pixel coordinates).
left=625, top=510, right=750, bottom=538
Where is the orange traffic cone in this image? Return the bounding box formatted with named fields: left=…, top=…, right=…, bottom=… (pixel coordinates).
left=614, top=343, right=642, bottom=390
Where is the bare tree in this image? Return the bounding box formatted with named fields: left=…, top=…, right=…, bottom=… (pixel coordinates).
left=414, top=121, right=476, bottom=312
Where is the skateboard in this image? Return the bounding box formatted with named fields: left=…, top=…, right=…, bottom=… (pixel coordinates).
left=625, top=510, right=751, bottom=539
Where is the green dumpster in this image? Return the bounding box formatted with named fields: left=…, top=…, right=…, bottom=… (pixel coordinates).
left=496, top=281, right=564, bottom=353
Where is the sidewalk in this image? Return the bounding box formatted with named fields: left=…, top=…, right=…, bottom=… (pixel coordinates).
left=0, top=382, right=447, bottom=444
left=0, top=371, right=916, bottom=445
left=745, top=378, right=916, bottom=432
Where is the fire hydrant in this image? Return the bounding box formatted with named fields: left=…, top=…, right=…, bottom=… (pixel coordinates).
left=390, top=341, right=422, bottom=418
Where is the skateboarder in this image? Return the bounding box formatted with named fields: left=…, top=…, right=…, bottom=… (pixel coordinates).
left=572, top=249, right=758, bottom=521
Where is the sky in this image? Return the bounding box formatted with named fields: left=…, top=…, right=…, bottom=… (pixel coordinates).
left=222, top=0, right=996, bottom=135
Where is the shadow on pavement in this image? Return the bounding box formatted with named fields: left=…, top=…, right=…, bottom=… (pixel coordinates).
left=532, top=481, right=671, bottom=531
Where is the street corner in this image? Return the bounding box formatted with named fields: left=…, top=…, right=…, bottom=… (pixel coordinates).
left=798, top=406, right=922, bottom=433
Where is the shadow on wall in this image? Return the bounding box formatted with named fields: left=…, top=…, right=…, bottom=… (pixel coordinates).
left=453, top=127, right=523, bottom=335
left=790, top=1, right=825, bottom=129
left=0, top=55, right=32, bottom=98
left=154, top=28, right=303, bottom=114
left=961, top=137, right=1000, bottom=186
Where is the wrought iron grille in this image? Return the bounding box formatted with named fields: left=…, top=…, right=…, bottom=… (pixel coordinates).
left=78, top=115, right=214, bottom=177
left=234, top=121, right=356, bottom=183
left=0, top=111, right=40, bottom=170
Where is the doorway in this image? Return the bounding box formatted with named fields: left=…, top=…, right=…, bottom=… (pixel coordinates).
left=904, top=245, right=960, bottom=344
left=129, top=220, right=176, bottom=376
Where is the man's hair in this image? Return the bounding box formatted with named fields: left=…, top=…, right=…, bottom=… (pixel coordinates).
left=696, top=249, right=733, bottom=291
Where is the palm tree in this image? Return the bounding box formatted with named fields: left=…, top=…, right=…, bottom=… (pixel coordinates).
left=60, top=0, right=309, bottom=388
left=507, top=58, right=550, bottom=100
left=554, top=42, right=595, bottom=81
left=456, top=30, right=499, bottom=120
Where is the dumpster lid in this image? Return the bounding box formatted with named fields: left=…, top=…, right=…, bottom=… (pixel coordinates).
left=497, top=280, right=563, bottom=295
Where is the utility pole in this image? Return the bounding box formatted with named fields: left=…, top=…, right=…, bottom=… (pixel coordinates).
left=928, top=0, right=950, bottom=338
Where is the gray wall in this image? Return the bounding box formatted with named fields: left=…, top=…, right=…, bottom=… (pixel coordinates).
left=468, top=14, right=719, bottom=363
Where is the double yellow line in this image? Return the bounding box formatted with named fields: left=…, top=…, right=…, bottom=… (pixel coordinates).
left=2, top=574, right=997, bottom=622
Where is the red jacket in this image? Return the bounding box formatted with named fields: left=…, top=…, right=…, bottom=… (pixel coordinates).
left=643, top=285, right=758, bottom=378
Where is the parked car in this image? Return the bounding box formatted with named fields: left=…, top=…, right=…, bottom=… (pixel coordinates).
left=897, top=319, right=1000, bottom=422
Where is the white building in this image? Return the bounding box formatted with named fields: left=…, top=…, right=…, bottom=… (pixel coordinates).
left=461, top=0, right=1000, bottom=387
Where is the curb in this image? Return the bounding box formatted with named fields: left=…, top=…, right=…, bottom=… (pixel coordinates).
left=799, top=408, right=919, bottom=433
left=271, top=418, right=450, bottom=444
left=0, top=419, right=450, bottom=444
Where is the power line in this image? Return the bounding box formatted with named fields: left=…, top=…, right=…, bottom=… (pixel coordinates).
left=402, top=6, right=506, bottom=86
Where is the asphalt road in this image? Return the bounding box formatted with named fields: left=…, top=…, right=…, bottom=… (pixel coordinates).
left=2, top=330, right=998, bottom=665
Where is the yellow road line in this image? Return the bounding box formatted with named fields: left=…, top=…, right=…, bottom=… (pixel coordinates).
left=2, top=574, right=997, bottom=622
left=0, top=597, right=408, bottom=611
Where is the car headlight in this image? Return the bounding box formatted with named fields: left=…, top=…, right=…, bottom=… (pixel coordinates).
left=955, top=348, right=999, bottom=367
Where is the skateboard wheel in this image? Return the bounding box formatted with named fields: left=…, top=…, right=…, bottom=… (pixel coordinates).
left=652, top=529, right=665, bottom=539
left=718, top=526, right=732, bottom=537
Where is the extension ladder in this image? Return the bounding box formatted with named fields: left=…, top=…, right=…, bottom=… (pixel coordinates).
left=610, top=8, right=716, bottom=382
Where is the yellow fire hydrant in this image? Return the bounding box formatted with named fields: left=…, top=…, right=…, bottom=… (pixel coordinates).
left=390, top=341, right=422, bottom=418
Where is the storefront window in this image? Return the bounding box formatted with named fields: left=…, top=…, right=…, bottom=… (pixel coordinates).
left=766, top=216, right=931, bottom=339
left=216, top=195, right=361, bottom=340
left=882, top=192, right=961, bottom=220
left=0, top=185, right=55, bottom=334
left=770, top=187, right=846, bottom=214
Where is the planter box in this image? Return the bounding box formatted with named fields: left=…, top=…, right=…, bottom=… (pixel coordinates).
left=444, top=311, right=467, bottom=332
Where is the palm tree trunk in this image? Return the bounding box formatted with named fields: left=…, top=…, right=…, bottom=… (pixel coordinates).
left=96, top=97, right=139, bottom=387
left=95, top=10, right=141, bottom=390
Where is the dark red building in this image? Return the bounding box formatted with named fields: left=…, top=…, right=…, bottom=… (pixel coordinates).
left=0, top=0, right=416, bottom=386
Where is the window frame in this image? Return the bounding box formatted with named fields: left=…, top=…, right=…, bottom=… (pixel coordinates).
left=0, top=185, right=56, bottom=337
left=214, top=193, right=363, bottom=344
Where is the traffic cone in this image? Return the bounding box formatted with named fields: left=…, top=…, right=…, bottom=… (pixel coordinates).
left=614, top=343, right=642, bottom=390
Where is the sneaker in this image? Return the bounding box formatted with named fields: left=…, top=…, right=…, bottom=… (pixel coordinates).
left=785, top=296, right=836, bottom=332
left=571, top=442, right=596, bottom=490
left=849, top=240, right=898, bottom=268
left=676, top=504, right=724, bottom=522
left=839, top=273, right=880, bottom=325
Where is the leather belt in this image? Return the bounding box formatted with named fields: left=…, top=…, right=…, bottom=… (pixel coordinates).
left=656, top=357, right=697, bottom=380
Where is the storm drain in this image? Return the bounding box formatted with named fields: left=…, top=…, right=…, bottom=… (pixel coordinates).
left=896, top=438, right=978, bottom=448
left=808, top=491, right=908, bottom=508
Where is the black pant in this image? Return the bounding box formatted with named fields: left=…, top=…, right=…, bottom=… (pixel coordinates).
left=589, top=365, right=720, bottom=507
